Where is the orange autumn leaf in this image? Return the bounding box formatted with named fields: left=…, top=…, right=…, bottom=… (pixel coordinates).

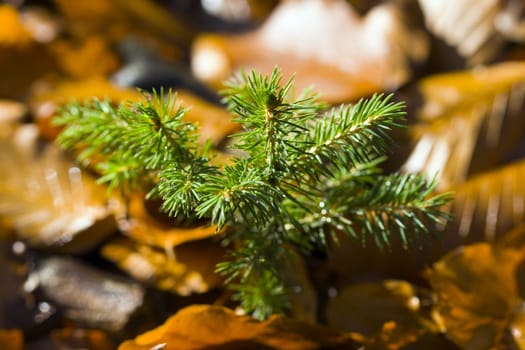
left=118, top=304, right=358, bottom=350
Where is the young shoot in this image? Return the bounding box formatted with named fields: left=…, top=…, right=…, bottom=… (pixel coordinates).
left=54, top=68, right=452, bottom=320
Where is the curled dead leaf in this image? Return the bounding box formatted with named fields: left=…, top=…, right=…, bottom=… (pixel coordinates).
left=118, top=304, right=358, bottom=350
left=192, top=0, right=428, bottom=102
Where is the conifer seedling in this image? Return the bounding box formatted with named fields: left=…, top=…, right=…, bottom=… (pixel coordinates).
left=54, top=68, right=452, bottom=320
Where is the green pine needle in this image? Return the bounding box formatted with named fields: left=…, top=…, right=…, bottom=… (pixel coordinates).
left=54, top=67, right=453, bottom=320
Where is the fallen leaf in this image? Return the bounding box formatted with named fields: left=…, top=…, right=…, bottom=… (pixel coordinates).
left=191, top=0, right=428, bottom=102
left=118, top=304, right=359, bottom=350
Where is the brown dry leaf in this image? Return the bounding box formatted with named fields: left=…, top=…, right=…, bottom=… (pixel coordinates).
left=446, top=158, right=525, bottom=244
left=326, top=280, right=441, bottom=350
left=101, top=237, right=224, bottom=295
left=429, top=243, right=524, bottom=350
left=0, top=5, right=33, bottom=48
left=118, top=196, right=218, bottom=253
left=191, top=0, right=428, bottom=103
left=118, top=304, right=358, bottom=350
left=0, top=330, right=23, bottom=350
left=418, top=0, right=524, bottom=65
left=0, top=124, right=119, bottom=253
left=402, top=62, right=525, bottom=190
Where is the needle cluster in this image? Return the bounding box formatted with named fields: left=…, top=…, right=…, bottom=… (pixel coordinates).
left=54, top=68, right=452, bottom=319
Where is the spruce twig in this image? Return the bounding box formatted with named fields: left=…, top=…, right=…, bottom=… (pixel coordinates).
left=54, top=68, right=453, bottom=319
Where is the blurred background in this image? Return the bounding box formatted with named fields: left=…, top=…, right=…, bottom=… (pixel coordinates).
left=1, top=0, right=525, bottom=349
